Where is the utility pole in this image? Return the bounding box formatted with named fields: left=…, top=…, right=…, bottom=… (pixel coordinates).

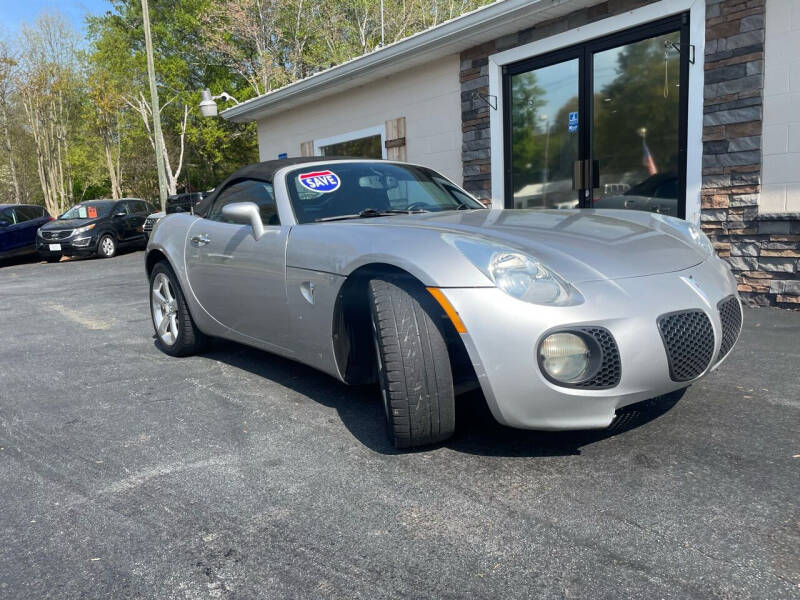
left=141, top=0, right=168, bottom=212
left=380, top=0, right=385, bottom=46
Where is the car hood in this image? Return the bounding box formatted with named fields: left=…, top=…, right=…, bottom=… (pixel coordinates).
left=41, top=218, right=102, bottom=231
left=365, top=209, right=705, bottom=283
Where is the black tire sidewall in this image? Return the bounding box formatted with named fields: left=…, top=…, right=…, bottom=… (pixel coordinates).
left=368, top=276, right=455, bottom=449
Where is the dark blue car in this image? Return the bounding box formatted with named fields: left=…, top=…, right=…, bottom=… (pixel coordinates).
left=0, top=204, right=52, bottom=260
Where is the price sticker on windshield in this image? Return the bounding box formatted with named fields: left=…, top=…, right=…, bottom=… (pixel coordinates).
left=299, top=170, right=341, bottom=193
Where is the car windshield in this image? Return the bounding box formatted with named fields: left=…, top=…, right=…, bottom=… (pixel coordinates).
left=60, top=202, right=114, bottom=220
left=285, top=162, right=484, bottom=224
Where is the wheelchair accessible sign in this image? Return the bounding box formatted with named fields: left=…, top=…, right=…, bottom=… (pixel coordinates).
left=568, top=112, right=578, bottom=133
left=299, top=170, right=341, bottom=193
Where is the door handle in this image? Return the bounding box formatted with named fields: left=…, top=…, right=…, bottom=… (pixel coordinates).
left=190, top=234, right=210, bottom=246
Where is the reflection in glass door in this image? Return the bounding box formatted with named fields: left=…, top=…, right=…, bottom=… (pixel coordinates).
left=508, top=58, right=580, bottom=209
left=592, top=30, right=682, bottom=216
left=503, top=14, right=689, bottom=217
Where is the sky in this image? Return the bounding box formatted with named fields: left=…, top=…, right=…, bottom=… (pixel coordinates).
left=0, top=0, right=112, bottom=36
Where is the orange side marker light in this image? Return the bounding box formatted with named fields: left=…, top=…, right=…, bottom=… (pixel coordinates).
left=426, top=287, right=467, bottom=334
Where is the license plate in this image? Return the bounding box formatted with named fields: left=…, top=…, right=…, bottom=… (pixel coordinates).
left=48, top=244, right=61, bottom=251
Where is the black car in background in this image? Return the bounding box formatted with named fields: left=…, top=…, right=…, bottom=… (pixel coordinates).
left=167, top=191, right=207, bottom=214
left=143, top=191, right=210, bottom=240
left=37, top=198, right=151, bottom=261
left=0, top=204, right=52, bottom=260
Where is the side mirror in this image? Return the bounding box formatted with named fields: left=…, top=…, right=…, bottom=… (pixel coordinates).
left=221, top=202, right=265, bottom=240
left=113, top=211, right=126, bottom=218
left=0, top=219, right=10, bottom=228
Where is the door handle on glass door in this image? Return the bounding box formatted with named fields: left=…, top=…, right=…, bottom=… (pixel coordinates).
left=191, top=234, right=210, bottom=246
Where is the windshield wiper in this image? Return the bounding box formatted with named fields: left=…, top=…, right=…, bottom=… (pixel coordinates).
left=314, top=208, right=428, bottom=222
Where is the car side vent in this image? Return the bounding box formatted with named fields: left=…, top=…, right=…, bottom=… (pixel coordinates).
left=574, top=327, right=621, bottom=389
left=716, top=295, right=742, bottom=363
left=657, top=310, right=715, bottom=382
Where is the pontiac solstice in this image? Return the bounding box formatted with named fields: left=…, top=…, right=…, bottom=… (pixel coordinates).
left=145, top=158, right=742, bottom=448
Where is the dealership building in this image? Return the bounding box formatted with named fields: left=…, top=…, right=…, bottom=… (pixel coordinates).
left=223, top=0, right=800, bottom=308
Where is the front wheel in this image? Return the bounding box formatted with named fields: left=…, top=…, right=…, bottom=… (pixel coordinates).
left=97, top=234, right=116, bottom=258
left=368, top=277, right=455, bottom=449
left=150, top=261, right=208, bottom=356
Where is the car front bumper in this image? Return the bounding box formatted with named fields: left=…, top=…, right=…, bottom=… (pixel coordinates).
left=442, top=257, right=741, bottom=431
left=37, top=235, right=97, bottom=257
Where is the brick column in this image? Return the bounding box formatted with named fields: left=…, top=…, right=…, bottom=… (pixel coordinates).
left=701, top=0, right=800, bottom=308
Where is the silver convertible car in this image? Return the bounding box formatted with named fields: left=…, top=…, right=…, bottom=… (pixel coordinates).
left=145, top=158, right=742, bottom=448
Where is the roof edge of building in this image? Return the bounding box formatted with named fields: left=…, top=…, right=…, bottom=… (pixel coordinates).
left=221, top=0, right=560, bottom=123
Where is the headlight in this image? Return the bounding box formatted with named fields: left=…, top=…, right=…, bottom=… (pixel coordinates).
left=74, top=223, right=95, bottom=235
left=443, top=235, right=582, bottom=306
left=539, top=332, right=590, bottom=382
left=489, top=252, right=572, bottom=305
left=652, top=214, right=714, bottom=257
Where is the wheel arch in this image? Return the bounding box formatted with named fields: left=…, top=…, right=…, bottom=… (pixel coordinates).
left=331, top=262, right=476, bottom=388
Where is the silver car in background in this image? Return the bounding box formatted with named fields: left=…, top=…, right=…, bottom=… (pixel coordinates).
left=145, top=158, right=742, bottom=449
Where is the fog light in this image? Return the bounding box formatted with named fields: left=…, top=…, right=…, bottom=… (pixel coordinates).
left=72, top=237, right=92, bottom=247
left=539, top=332, right=589, bottom=383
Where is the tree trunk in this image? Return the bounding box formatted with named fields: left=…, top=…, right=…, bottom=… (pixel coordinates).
left=0, top=101, right=21, bottom=203
left=103, top=129, right=122, bottom=199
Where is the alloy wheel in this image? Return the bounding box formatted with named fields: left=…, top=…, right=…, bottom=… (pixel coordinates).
left=101, top=236, right=115, bottom=257
left=151, top=272, right=179, bottom=345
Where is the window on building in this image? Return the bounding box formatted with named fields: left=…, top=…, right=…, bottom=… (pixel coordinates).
left=319, top=134, right=383, bottom=159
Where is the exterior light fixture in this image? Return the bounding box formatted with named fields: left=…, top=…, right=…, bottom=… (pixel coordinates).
left=199, top=88, right=240, bottom=118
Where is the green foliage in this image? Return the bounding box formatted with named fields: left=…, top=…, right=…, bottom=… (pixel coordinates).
left=5, top=0, right=494, bottom=206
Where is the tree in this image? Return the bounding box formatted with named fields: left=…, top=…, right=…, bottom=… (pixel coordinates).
left=0, top=37, right=21, bottom=203
left=16, top=14, right=82, bottom=216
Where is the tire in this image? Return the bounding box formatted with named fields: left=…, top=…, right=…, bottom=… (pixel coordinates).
left=97, top=234, right=116, bottom=258
left=368, top=277, right=456, bottom=449
left=149, top=260, right=208, bottom=357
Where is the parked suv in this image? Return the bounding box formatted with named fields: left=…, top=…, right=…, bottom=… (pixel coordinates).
left=143, top=192, right=209, bottom=240
left=37, top=198, right=151, bottom=261
left=0, top=204, right=52, bottom=260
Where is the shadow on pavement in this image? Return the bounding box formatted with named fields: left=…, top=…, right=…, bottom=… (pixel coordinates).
left=178, top=338, right=686, bottom=457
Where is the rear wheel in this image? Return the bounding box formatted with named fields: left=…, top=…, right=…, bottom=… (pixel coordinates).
left=368, top=277, right=455, bottom=449
left=150, top=260, right=208, bottom=356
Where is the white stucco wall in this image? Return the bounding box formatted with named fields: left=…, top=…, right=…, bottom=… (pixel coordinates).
left=255, top=54, right=463, bottom=184
left=760, top=0, right=800, bottom=213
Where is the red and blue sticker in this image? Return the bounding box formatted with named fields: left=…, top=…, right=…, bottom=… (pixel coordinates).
left=298, top=170, right=341, bottom=193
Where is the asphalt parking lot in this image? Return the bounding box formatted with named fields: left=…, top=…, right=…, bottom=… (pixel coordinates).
left=0, top=251, right=798, bottom=599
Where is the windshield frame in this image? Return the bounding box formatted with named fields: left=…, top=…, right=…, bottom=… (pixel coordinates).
left=59, top=201, right=115, bottom=220
left=281, top=160, right=484, bottom=225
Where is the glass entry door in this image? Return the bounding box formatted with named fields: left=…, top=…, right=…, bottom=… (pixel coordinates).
left=507, top=54, right=581, bottom=209
left=503, top=14, right=690, bottom=217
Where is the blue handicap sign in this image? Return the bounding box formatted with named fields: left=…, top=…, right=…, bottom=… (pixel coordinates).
left=568, top=112, right=578, bottom=133
left=278, top=152, right=288, bottom=159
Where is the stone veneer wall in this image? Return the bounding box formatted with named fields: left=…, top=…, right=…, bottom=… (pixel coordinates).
left=460, top=0, right=799, bottom=308
left=701, top=0, right=800, bottom=308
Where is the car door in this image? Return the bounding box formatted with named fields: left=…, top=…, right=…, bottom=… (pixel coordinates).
left=0, top=207, right=19, bottom=254
left=129, top=200, right=148, bottom=238
left=109, top=201, right=131, bottom=240
left=183, top=178, right=291, bottom=350
left=15, top=206, right=45, bottom=249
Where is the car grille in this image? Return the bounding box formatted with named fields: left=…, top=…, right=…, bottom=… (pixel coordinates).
left=717, top=295, right=742, bottom=362
left=657, top=310, right=715, bottom=382
left=41, top=230, right=72, bottom=240
left=143, top=217, right=158, bottom=231
left=573, top=327, right=621, bottom=389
